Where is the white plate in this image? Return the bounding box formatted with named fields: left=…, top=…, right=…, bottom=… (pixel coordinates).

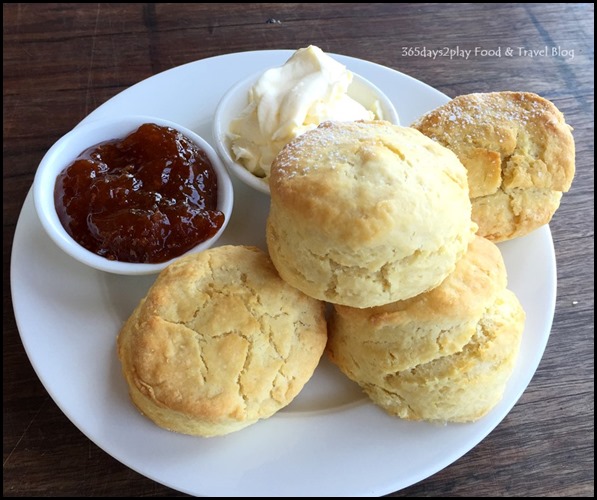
left=11, top=50, right=556, bottom=496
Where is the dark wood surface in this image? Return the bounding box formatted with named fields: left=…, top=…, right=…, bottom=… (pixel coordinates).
left=3, top=3, right=594, bottom=497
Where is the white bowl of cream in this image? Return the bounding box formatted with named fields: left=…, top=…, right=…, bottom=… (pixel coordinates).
left=213, top=46, right=400, bottom=194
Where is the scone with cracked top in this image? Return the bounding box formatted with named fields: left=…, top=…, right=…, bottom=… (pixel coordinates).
left=361, top=289, right=525, bottom=423
left=327, top=236, right=526, bottom=423
left=117, top=245, right=327, bottom=437
left=412, top=91, right=575, bottom=242
left=329, top=284, right=525, bottom=423
left=267, top=120, right=476, bottom=308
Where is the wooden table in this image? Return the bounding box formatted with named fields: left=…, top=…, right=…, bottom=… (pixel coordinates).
left=3, top=3, right=594, bottom=497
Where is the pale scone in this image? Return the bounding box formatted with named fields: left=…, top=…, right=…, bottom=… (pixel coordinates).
left=361, top=290, right=525, bottom=423
left=117, top=245, right=327, bottom=437
left=412, top=91, right=575, bottom=242
left=327, top=236, right=507, bottom=376
left=267, top=120, right=476, bottom=308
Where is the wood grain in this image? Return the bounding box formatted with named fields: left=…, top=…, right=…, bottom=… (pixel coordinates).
left=3, top=3, right=594, bottom=497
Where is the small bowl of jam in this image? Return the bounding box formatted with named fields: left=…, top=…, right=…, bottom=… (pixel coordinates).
left=33, top=115, right=234, bottom=275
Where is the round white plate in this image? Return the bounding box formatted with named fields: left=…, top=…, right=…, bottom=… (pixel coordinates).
left=11, top=50, right=556, bottom=496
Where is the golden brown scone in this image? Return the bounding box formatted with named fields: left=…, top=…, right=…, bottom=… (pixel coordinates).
left=117, top=245, right=327, bottom=437
left=365, top=290, right=525, bottom=422
left=412, top=92, right=575, bottom=242
left=267, top=120, right=476, bottom=308
left=334, top=289, right=525, bottom=423
left=327, top=236, right=507, bottom=375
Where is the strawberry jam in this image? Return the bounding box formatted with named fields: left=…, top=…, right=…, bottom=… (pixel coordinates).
left=54, top=123, right=224, bottom=263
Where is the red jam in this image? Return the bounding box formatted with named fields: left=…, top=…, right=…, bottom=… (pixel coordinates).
left=54, top=123, right=224, bottom=264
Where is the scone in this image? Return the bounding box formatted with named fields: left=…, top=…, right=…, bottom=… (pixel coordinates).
left=327, top=236, right=507, bottom=375
left=361, top=290, right=525, bottom=422
left=330, top=289, right=525, bottom=423
left=267, top=120, right=476, bottom=308
left=117, top=245, right=327, bottom=437
left=412, top=91, right=575, bottom=242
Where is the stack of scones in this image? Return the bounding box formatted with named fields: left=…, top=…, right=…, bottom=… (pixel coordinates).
left=118, top=91, right=574, bottom=435
left=269, top=92, right=573, bottom=423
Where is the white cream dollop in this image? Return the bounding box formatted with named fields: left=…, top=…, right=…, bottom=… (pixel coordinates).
left=228, top=45, right=379, bottom=180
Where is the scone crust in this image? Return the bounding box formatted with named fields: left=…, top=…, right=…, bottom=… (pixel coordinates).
left=413, top=91, right=575, bottom=241
left=327, top=236, right=508, bottom=374
left=335, top=289, right=526, bottom=423
left=367, top=289, right=526, bottom=422
left=267, top=120, right=475, bottom=307
left=117, top=245, right=327, bottom=436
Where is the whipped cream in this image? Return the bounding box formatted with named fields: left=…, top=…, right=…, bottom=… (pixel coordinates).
left=228, top=45, right=380, bottom=180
